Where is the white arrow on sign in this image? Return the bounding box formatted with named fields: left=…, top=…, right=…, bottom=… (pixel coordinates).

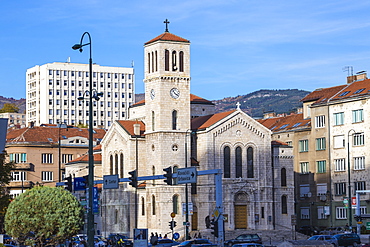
left=103, top=174, right=119, bottom=189
left=177, top=167, right=197, bottom=184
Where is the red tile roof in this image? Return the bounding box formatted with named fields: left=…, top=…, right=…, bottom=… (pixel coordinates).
left=66, top=153, right=102, bottom=164
left=271, top=140, right=289, bottom=146
left=145, top=32, right=190, bottom=45
left=191, top=110, right=236, bottom=130
left=258, top=113, right=311, bottom=132
left=116, top=120, right=146, bottom=136
left=330, top=78, right=370, bottom=102
left=131, top=94, right=213, bottom=107
left=300, top=85, right=346, bottom=104
left=6, top=126, right=106, bottom=144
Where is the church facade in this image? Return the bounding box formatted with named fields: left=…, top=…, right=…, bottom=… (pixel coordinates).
left=100, top=26, right=294, bottom=237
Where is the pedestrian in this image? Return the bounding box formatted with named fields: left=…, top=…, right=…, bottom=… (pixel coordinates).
left=150, top=232, right=158, bottom=246
left=158, top=234, right=162, bottom=240
left=163, top=234, right=168, bottom=239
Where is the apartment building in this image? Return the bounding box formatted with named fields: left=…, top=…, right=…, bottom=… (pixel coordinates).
left=0, top=112, right=26, bottom=128
left=259, top=73, right=370, bottom=230
left=26, top=62, right=134, bottom=128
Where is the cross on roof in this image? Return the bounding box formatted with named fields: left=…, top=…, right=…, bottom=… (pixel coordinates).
left=236, top=102, right=241, bottom=109
left=164, top=19, right=170, bottom=32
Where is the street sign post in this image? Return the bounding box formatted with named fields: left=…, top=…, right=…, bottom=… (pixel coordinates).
left=103, top=174, right=119, bottom=189
left=177, top=167, right=197, bottom=184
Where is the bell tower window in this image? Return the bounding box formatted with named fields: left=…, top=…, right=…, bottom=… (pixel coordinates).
left=152, top=111, right=155, bottom=131
left=148, top=53, right=151, bottom=73
left=151, top=51, right=154, bottom=72
left=179, top=51, right=184, bottom=72
left=155, top=51, right=158, bottom=71
left=172, top=110, right=177, bottom=130
left=172, top=51, right=177, bottom=71
left=165, top=50, right=169, bottom=71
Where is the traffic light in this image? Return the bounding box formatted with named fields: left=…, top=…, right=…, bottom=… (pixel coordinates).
left=128, top=170, right=138, bottom=188
left=66, top=176, right=73, bottom=192
left=163, top=167, right=173, bottom=185
left=355, top=215, right=362, bottom=222
left=210, top=219, right=218, bottom=237
left=169, top=220, right=177, bottom=230
left=82, top=175, right=89, bottom=188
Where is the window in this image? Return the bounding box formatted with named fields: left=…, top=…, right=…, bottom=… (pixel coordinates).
left=300, top=184, right=310, bottom=197
left=355, top=181, right=366, bottom=192
left=247, top=147, right=254, bottom=178
left=120, top=153, right=124, bottom=178
left=9, top=153, right=27, bottom=163
left=281, top=168, right=286, bottom=186
left=235, top=146, right=242, bottom=178
left=352, top=109, right=363, bottom=123
left=299, top=139, right=308, bottom=152
left=335, top=182, right=346, bottom=195
left=223, top=146, right=231, bottom=178
left=179, top=51, right=184, bottom=72
left=353, top=133, right=364, bottom=146
left=334, top=112, right=344, bottom=125
left=334, top=158, right=346, bottom=171
left=317, top=183, right=327, bottom=196
left=336, top=207, right=347, bottom=219
left=315, top=115, right=325, bottom=128
left=11, top=171, right=26, bottom=181
left=42, top=171, right=53, bottom=182
left=172, top=195, right=178, bottom=214
left=316, top=137, right=326, bottom=150
left=42, top=153, right=53, bottom=164
left=339, top=91, right=350, bottom=97
left=354, top=156, right=365, bottom=170
left=62, top=154, right=73, bottom=163
left=281, top=195, right=287, bottom=214
left=317, top=206, right=329, bottom=219
left=300, top=207, right=310, bottom=219
left=141, top=197, right=145, bottom=216
left=152, top=111, right=155, bottom=131
left=172, top=110, right=177, bottom=130
left=333, top=135, right=345, bottom=148
left=165, top=50, right=169, bottom=71
left=300, top=162, right=309, bottom=174
left=152, top=195, right=156, bottom=215
left=317, top=160, right=326, bottom=173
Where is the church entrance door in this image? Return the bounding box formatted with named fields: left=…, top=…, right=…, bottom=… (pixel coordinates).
left=191, top=211, right=198, bottom=230
left=234, top=205, right=247, bottom=229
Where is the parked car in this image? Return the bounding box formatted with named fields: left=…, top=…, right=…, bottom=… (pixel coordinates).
left=148, top=239, right=179, bottom=247
left=224, top=234, right=262, bottom=247
left=308, top=235, right=338, bottom=247
left=232, top=244, right=265, bottom=247
left=333, top=233, right=360, bottom=247
left=297, top=225, right=321, bottom=236
left=176, top=239, right=215, bottom=247
left=321, top=227, right=345, bottom=235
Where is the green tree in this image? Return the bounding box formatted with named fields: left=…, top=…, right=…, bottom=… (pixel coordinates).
left=5, top=186, right=84, bottom=246
left=0, top=152, right=14, bottom=233
left=0, top=103, right=19, bottom=113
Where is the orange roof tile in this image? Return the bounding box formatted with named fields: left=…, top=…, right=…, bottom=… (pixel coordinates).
left=145, top=32, right=190, bottom=45
left=300, top=85, right=346, bottom=104
left=191, top=110, right=236, bottom=130
left=116, top=120, right=146, bottom=136
left=258, top=113, right=311, bottom=132
left=6, top=126, right=106, bottom=144
left=330, top=78, right=370, bottom=102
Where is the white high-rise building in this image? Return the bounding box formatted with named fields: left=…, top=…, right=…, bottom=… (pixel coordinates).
left=26, top=62, right=134, bottom=128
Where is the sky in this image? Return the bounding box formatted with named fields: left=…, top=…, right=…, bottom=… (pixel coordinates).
left=1, top=0, right=370, bottom=101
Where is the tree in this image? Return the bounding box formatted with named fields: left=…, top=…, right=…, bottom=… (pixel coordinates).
left=0, top=103, right=19, bottom=113
left=5, top=186, right=84, bottom=246
left=0, top=152, right=14, bottom=233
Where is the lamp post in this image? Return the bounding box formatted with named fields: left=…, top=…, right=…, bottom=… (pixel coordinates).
left=347, top=129, right=356, bottom=229
left=72, top=32, right=95, bottom=247
left=58, top=121, right=67, bottom=182
left=134, top=123, right=140, bottom=229
left=184, top=130, right=193, bottom=240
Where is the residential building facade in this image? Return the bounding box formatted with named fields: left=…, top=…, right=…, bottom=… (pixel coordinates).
left=26, top=62, right=135, bottom=128
left=0, top=112, right=26, bottom=128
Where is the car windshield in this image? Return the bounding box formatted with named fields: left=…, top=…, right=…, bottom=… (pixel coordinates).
left=237, top=235, right=251, bottom=240
left=308, top=236, right=319, bottom=240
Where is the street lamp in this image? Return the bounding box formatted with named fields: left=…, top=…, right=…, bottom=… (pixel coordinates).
left=347, top=129, right=356, bottom=229
left=57, top=121, right=68, bottom=182
left=184, top=129, right=194, bottom=240
left=72, top=32, right=95, bottom=247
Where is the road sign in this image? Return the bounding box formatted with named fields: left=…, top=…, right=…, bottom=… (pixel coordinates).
left=171, top=212, right=176, bottom=218
left=173, top=233, right=180, bottom=240
left=74, top=177, right=87, bottom=191
left=367, top=222, right=370, bottom=230
left=103, top=174, right=119, bottom=189
left=177, top=167, right=197, bottom=184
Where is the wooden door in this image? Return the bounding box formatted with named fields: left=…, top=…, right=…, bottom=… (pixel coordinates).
left=234, top=205, right=247, bottom=229
left=191, top=212, right=198, bottom=230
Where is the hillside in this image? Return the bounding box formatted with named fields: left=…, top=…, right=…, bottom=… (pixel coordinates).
left=0, top=89, right=310, bottom=118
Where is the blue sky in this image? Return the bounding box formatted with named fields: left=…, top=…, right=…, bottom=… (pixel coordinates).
left=1, top=0, right=370, bottom=100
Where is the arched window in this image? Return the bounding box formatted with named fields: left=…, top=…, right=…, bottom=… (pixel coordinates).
left=223, top=146, right=231, bottom=178
left=172, top=110, right=177, bottom=130
left=148, top=53, right=151, bottom=73
left=152, top=111, right=155, bottom=131
left=120, top=153, right=124, bottom=178
left=110, top=155, right=113, bottom=175
left=152, top=195, right=156, bottom=215
left=179, top=51, right=184, bottom=72
left=115, top=154, right=119, bottom=175
left=172, top=51, right=177, bottom=71
left=151, top=51, right=154, bottom=73
left=114, top=209, right=118, bottom=224
left=173, top=166, right=178, bottom=185
left=141, top=197, right=145, bottom=216
left=165, top=50, right=169, bottom=71
left=282, top=195, right=287, bottom=214
left=235, top=146, right=242, bottom=178
left=155, top=51, right=158, bottom=71
left=173, top=194, right=178, bottom=214
left=247, top=147, right=254, bottom=178
left=281, top=168, right=287, bottom=187
left=152, top=166, right=156, bottom=186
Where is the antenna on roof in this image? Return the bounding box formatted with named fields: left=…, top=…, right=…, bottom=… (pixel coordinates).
left=342, top=66, right=353, bottom=76
left=131, top=60, right=134, bottom=68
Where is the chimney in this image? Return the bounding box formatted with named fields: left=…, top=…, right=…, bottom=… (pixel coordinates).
left=28, top=121, right=34, bottom=128
left=133, top=123, right=140, bottom=136
left=347, top=72, right=367, bottom=84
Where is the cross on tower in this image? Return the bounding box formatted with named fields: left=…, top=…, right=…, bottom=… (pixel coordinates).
left=164, top=19, right=170, bottom=32
left=236, top=102, right=241, bottom=109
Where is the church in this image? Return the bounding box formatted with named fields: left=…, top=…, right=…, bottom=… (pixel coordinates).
left=100, top=22, right=295, bottom=238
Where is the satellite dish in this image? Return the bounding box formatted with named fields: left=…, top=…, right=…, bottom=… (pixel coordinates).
left=307, top=192, right=312, bottom=198
left=320, top=195, right=327, bottom=201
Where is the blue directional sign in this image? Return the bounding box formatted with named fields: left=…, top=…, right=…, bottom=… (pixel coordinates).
left=93, top=187, right=99, bottom=214
left=74, top=177, right=87, bottom=191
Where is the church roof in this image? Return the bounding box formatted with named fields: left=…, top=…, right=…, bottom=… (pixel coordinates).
left=191, top=110, right=236, bottom=130
left=145, top=32, right=190, bottom=45
left=131, top=94, right=213, bottom=107
left=116, top=120, right=145, bottom=137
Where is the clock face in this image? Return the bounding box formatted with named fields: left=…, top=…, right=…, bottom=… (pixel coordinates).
left=150, top=89, right=155, bottom=99
left=170, top=88, right=180, bottom=99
